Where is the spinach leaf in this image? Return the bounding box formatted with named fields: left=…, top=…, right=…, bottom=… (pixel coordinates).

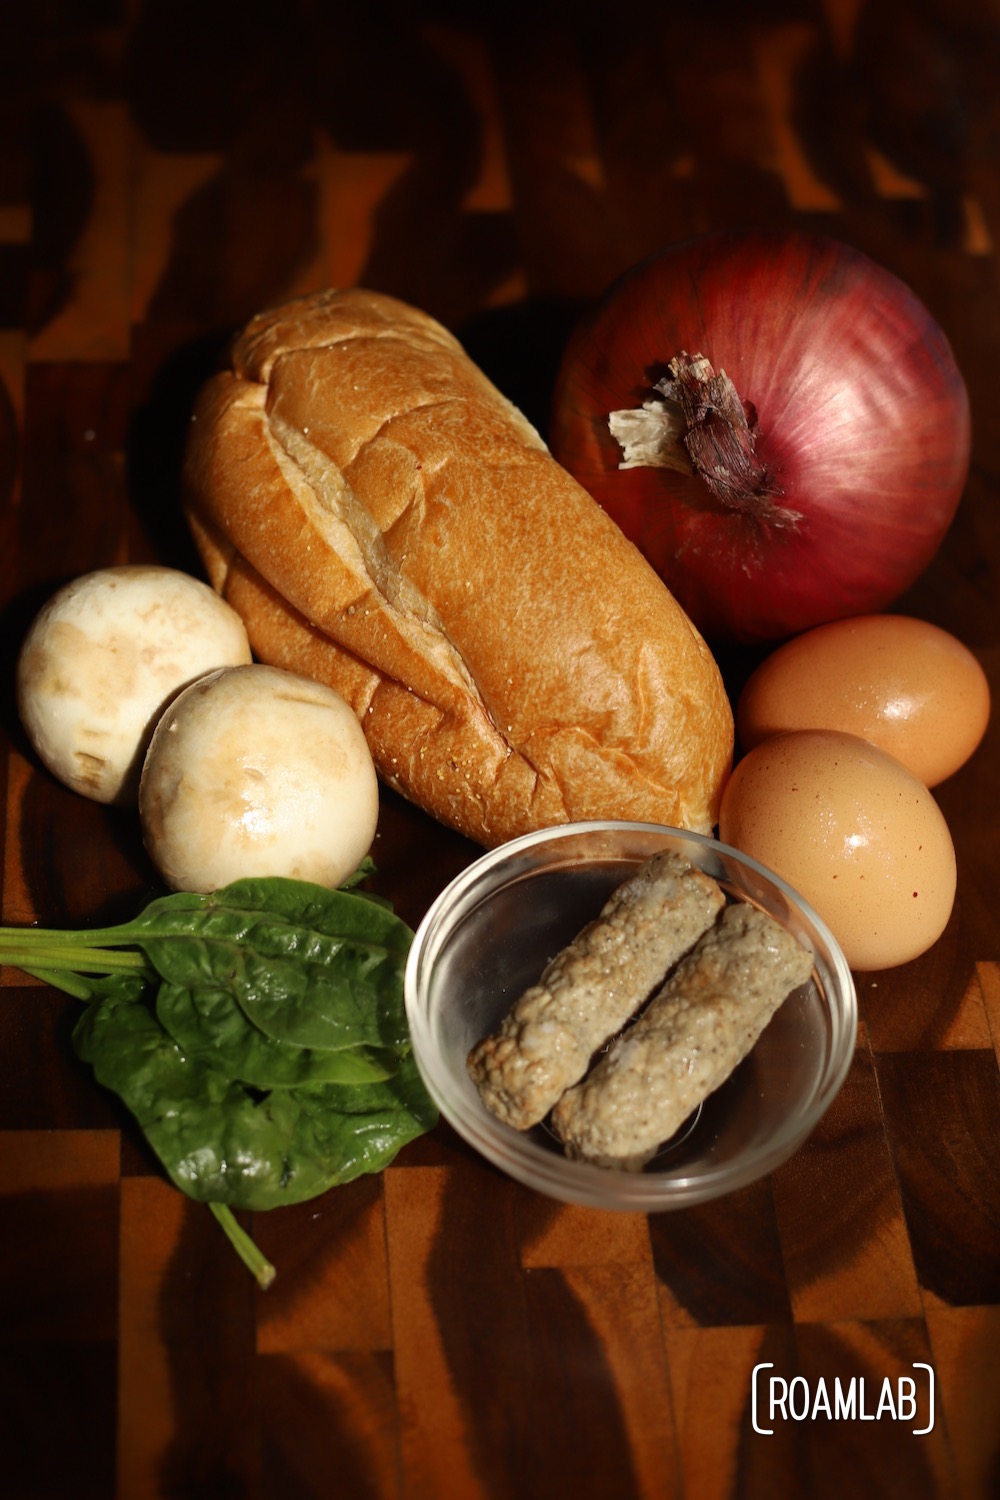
left=0, top=877, right=414, bottom=1052
left=155, top=981, right=402, bottom=1088
left=3, top=872, right=437, bottom=1283
left=73, top=994, right=436, bottom=1209
left=111, top=879, right=413, bottom=1052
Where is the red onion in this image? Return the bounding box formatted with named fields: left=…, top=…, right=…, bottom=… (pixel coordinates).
left=550, top=231, right=971, bottom=644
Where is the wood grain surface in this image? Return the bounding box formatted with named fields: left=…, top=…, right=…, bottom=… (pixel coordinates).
left=1, top=3, right=998, bottom=1497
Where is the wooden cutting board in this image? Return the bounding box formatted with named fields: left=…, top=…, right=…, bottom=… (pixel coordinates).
left=0, top=3, right=997, bottom=1497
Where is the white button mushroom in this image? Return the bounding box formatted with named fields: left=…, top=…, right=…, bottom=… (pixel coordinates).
left=16, top=566, right=253, bottom=805
left=138, top=663, right=380, bottom=893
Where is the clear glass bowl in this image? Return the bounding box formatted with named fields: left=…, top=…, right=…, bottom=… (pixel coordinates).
left=404, top=821, right=857, bottom=1211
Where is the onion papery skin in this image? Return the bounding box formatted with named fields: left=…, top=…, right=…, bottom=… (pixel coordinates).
left=550, top=231, right=971, bottom=645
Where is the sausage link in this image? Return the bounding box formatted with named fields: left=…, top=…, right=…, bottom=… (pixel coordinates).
left=551, top=902, right=815, bottom=1169
left=467, top=850, right=725, bottom=1130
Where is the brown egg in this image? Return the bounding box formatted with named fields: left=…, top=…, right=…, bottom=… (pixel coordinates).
left=736, top=615, right=990, bottom=786
left=718, top=729, right=956, bottom=971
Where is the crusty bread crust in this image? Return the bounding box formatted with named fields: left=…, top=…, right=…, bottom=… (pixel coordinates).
left=182, top=288, right=733, bottom=847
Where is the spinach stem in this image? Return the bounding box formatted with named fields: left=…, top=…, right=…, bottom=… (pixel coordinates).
left=18, top=965, right=99, bottom=1001
left=0, top=921, right=147, bottom=950
left=208, top=1203, right=276, bottom=1290
left=0, top=942, right=151, bottom=976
